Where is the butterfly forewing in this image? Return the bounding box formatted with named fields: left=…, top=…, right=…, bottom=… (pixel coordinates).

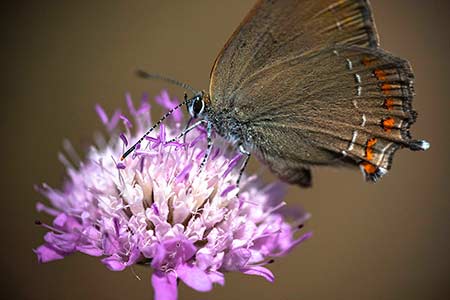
left=210, top=0, right=379, bottom=103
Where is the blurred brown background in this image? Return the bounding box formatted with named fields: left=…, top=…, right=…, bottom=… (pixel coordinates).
left=2, top=0, right=449, bottom=299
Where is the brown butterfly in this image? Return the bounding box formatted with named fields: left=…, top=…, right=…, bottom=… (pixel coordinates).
left=122, top=0, right=429, bottom=188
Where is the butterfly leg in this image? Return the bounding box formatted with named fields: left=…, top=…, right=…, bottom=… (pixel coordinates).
left=182, top=117, right=194, bottom=145
left=236, top=145, right=251, bottom=190
left=166, top=119, right=206, bottom=144
left=199, top=121, right=213, bottom=170
left=181, top=93, right=193, bottom=145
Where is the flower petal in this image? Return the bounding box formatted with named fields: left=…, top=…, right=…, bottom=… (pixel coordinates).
left=35, top=202, right=60, bottom=216
left=222, top=248, right=251, bottom=271
left=95, top=104, right=108, bottom=124
left=177, top=263, right=212, bottom=292
left=126, top=245, right=142, bottom=266
left=152, top=271, right=178, bottom=300
left=208, top=270, right=225, bottom=286
left=101, top=255, right=126, bottom=271
left=155, top=90, right=182, bottom=122
left=34, top=244, right=65, bottom=263
left=151, top=243, right=167, bottom=269
left=241, top=266, right=275, bottom=283
left=77, top=244, right=103, bottom=257
left=107, top=110, right=122, bottom=131
left=43, top=232, right=78, bottom=253
left=275, top=232, right=313, bottom=256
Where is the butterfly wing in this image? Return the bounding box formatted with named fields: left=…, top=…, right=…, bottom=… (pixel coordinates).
left=208, top=0, right=428, bottom=186
left=210, top=0, right=379, bottom=103
left=228, top=46, right=426, bottom=185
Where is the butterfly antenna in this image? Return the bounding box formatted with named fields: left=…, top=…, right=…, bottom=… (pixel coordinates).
left=136, top=70, right=198, bottom=94
left=120, top=93, right=191, bottom=161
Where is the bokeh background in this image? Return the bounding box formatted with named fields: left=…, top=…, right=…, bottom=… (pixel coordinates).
left=2, top=0, right=449, bottom=299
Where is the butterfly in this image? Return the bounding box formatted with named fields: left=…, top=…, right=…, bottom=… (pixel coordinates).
left=122, top=0, right=429, bottom=188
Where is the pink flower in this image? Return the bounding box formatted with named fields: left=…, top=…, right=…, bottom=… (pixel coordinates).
left=34, top=91, right=311, bottom=300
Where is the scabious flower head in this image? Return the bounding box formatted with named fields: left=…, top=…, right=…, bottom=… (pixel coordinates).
left=34, top=91, right=312, bottom=300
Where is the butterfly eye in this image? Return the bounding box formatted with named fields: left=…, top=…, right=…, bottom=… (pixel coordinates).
left=189, top=96, right=205, bottom=118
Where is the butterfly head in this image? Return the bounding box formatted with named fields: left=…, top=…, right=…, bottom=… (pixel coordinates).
left=187, top=91, right=210, bottom=119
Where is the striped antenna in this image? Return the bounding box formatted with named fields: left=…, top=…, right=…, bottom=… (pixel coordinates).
left=136, top=70, right=198, bottom=95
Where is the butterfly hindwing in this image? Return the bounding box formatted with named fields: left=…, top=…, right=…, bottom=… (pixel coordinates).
left=227, top=46, right=426, bottom=184
left=332, top=46, right=422, bottom=181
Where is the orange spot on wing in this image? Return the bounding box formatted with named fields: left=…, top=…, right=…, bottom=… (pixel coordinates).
left=367, top=138, right=377, bottom=148
left=382, top=117, right=395, bottom=132
left=381, top=84, right=401, bottom=95
left=381, top=83, right=393, bottom=90
left=365, top=138, right=377, bottom=161
left=383, top=98, right=395, bottom=110
left=361, top=162, right=377, bottom=174
left=374, top=69, right=387, bottom=81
